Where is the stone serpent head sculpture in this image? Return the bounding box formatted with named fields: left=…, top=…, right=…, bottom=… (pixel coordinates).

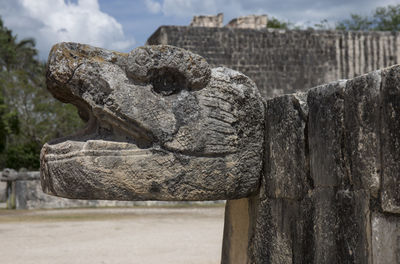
left=41, top=43, right=265, bottom=201
left=40, top=42, right=400, bottom=264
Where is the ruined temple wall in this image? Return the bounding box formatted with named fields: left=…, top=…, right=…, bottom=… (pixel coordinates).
left=147, top=26, right=400, bottom=98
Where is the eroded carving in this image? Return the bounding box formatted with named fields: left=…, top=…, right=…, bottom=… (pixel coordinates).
left=41, top=43, right=265, bottom=201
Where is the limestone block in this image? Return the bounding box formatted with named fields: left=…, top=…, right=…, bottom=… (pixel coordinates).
left=221, top=198, right=257, bottom=264
left=372, top=212, right=400, bottom=263
left=311, top=187, right=338, bottom=264
left=380, top=65, right=400, bottom=213
left=344, top=71, right=381, bottom=197
left=336, top=190, right=371, bottom=263
left=265, top=93, right=309, bottom=199
left=249, top=195, right=313, bottom=264
left=308, top=80, right=346, bottom=187
left=41, top=43, right=265, bottom=201
left=310, top=188, right=371, bottom=263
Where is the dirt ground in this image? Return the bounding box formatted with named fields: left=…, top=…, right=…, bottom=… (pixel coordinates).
left=0, top=206, right=225, bottom=264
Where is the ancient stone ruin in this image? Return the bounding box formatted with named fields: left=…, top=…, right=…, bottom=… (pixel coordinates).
left=42, top=43, right=264, bottom=201
left=225, top=15, right=268, bottom=30
left=190, top=13, right=224, bottom=27
left=41, top=42, right=400, bottom=263
left=148, top=25, right=400, bottom=98
left=189, top=13, right=267, bottom=29
left=5, top=19, right=400, bottom=210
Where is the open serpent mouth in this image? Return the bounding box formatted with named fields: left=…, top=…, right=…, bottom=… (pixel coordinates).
left=40, top=42, right=265, bottom=202
left=42, top=114, right=154, bottom=165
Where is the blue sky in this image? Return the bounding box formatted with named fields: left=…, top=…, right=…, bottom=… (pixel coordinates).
left=0, top=0, right=398, bottom=60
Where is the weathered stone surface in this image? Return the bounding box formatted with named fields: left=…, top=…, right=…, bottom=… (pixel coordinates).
left=41, top=41, right=400, bottom=264
left=265, top=93, right=309, bottom=199
left=306, top=188, right=372, bottom=264
left=380, top=65, right=400, bottom=213
left=13, top=179, right=167, bottom=209
left=225, top=15, right=267, bottom=30
left=41, top=43, right=265, bottom=201
left=344, top=71, right=381, bottom=197
left=148, top=27, right=400, bottom=99
left=336, top=190, right=371, bottom=263
left=311, top=187, right=338, bottom=264
left=372, top=212, right=400, bottom=263
left=308, top=80, right=346, bottom=187
left=249, top=193, right=313, bottom=264
left=190, top=13, right=223, bottom=27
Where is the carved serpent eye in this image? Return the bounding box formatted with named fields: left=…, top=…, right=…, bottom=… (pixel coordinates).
left=127, top=46, right=211, bottom=93
left=149, top=67, right=187, bottom=96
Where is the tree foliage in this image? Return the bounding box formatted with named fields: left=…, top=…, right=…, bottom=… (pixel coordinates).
left=267, top=17, right=290, bottom=29
left=266, top=5, right=400, bottom=31
left=337, top=4, right=400, bottom=31
left=374, top=5, right=400, bottom=31
left=0, top=16, right=83, bottom=170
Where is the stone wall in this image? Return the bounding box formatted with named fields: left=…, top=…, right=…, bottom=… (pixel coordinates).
left=147, top=27, right=400, bottom=98
left=0, top=178, right=223, bottom=209
left=222, top=65, right=400, bottom=263
left=13, top=180, right=138, bottom=209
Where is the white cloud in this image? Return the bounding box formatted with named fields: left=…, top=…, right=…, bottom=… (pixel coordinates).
left=0, top=0, right=135, bottom=60
left=145, top=0, right=161, bottom=14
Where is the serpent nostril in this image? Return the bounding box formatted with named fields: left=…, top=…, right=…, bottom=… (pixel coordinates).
left=149, top=67, right=187, bottom=96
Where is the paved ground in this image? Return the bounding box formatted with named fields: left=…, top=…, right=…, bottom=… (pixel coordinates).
left=0, top=206, right=225, bottom=264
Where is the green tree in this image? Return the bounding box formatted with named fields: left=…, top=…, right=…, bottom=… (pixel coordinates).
left=336, top=4, right=400, bottom=31
left=336, top=14, right=373, bottom=31
left=267, top=17, right=290, bottom=29
left=0, top=93, right=19, bottom=153
left=0, top=16, right=83, bottom=170
left=374, top=4, right=400, bottom=31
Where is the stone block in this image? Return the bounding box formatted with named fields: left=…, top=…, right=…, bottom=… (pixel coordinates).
left=221, top=197, right=257, bottom=264
left=336, top=190, right=371, bottom=263
left=310, top=188, right=371, bottom=263
left=344, top=70, right=381, bottom=197
left=264, top=93, right=309, bottom=199
left=380, top=65, right=400, bottom=213
left=308, top=80, right=346, bottom=187
left=372, top=212, right=400, bottom=263
left=248, top=188, right=313, bottom=264
left=312, top=187, right=338, bottom=264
